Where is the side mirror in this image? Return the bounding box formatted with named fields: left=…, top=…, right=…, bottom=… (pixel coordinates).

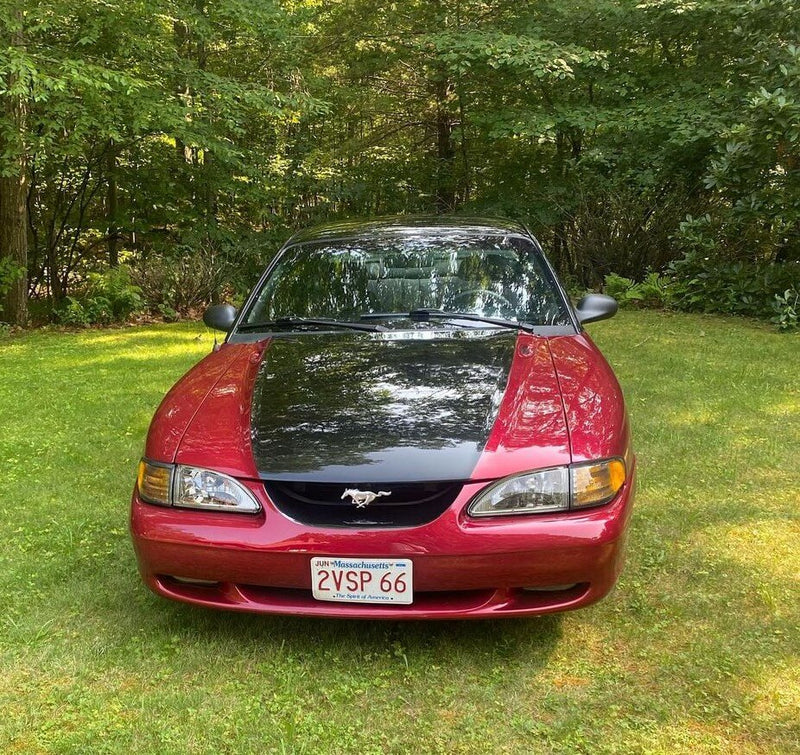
left=203, top=304, right=238, bottom=332
left=575, top=294, right=618, bottom=325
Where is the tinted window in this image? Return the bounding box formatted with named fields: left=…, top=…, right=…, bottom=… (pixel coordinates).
left=244, top=234, right=571, bottom=327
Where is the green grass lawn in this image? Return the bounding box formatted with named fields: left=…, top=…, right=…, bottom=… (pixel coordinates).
left=0, top=312, right=797, bottom=753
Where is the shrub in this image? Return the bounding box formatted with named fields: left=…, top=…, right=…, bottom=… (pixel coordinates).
left=157, top=303, right=180, bottom=323
left=602, top=273, right=637, bottom=302
left=55, top=266, right=143, bottom=325
left=602, top=255, right=799, bottom=329
left=133, top=246, right=227, bottom=315
left=603, top=272, right=671, bottom=308
left=771, top=288, right=799, bottom=332
left=0, top=258, right=24, bottom=317
left=131, top=227, right=279, bottom=315
left=667, top=252, right=800, bottom=319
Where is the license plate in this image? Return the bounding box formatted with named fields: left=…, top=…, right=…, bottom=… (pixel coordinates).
left=311, top=557, right=413, bottom=605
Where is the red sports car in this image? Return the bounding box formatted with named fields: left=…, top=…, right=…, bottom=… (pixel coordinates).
left=131, top=217, right=635, bottom=619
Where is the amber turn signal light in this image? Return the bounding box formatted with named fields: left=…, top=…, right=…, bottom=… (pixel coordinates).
left=137, top=460, right=172, bottom=505
left=571, top=459, right=626, bottom=508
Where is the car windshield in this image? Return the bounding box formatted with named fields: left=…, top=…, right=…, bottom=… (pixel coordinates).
left=242, top=233, right=571, bottom=328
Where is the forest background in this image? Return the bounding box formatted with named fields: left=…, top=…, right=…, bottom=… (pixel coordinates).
left=1, top=0, right=798, bottom=328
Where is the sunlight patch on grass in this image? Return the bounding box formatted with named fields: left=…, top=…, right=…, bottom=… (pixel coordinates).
left=699, top=521, right=800, bottom=584
left=665, top=407, right=719, bottom=426
left=641, top=722, right=764, bottom=755
left=750, top=662, right=800, bottom=721
left=760, top=394, right=800, bottom=419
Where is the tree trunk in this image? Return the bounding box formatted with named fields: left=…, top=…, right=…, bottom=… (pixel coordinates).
left=45, top=228, right=63, bottom=307
left=174, top=18, right=192, bottom=164
left=106, top=145, right=119, bottom=267
left=551, top=131, right=570, bottom=275
left=0, top=70, right=28, bottom=325
left=434, top=77, right=456, bottom=213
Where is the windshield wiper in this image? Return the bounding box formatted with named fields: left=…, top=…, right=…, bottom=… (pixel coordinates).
left=239, top=317, right=386, bottom=333
left=361, top=309, right=534, bottom=332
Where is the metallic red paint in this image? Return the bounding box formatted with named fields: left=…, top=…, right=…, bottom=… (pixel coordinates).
left=131, top=329, right=635, bottom=619
left=174, top=341, right=268, bottom=478
left=144, top=343, right=257, bottom=463
left=130, top=470, right=634, bottom=619
left=471, top=334, right=570, bottom=480
left=549, top=333, right=631, bottom=463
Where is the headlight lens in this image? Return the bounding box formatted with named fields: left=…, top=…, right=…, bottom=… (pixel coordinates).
left=468, top=458, right=626, bottom=518
left=174, top=465, right=261, bottom=512
left=468, top=467, right=570, bottom=517
left=136, top=460, right=260, bottom=513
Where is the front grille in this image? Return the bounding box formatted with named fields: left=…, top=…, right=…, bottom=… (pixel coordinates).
left=264, top=480, right=463, bottom=527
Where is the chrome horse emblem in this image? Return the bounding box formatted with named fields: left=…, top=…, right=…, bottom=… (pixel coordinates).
left=341, top=489, right=391, bottom=509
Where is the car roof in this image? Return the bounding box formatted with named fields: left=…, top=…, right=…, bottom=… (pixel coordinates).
left=285, top=215, right=532, bottom=245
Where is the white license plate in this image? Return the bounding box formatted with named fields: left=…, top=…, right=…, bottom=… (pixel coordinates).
left=311, top=557, right=413, bottom=605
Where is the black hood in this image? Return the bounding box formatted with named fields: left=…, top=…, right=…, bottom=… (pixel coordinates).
left=250, top=331, right=516, bottom=483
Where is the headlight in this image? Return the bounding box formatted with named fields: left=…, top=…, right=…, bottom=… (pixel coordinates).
left=467, top=458, right=626, bottom=518
left=137, top=460, right=261, bottom=514
left=468, top=467, right=570, bottom=517
left=174, top=465, right=261, bottom=512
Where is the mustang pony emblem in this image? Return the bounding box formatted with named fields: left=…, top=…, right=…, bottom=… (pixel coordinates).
left=341, top=489, right=391, bottom=508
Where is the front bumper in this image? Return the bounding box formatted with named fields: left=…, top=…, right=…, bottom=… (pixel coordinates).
left=130, top=470, right=635, bottom=619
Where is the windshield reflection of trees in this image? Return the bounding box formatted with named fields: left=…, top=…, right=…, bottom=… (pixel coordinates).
left=247, top=235, right=569, bottom=326
left=251, top=332, right=516, bottom=477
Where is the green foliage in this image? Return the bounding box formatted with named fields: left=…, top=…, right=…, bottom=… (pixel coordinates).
left=667, top=252, right=800, bottom=320
left=0, top=257, right=24, bottom=316
left=133, top=248, right=223, bottom=316
left=56, top=296, right=109, bottom=326
left=136, top=247, right=222, bottom=314
left=156, top=303, right=180, bottom=323
left=3, top=0, right=800, bottom=320
left=55, top=266, right=143, bottom=325
left=603, top=273, right=637, bottom=302
left=771, top=287, right=800, bottom=331
left=603, top=271, right=671, bottom=309
left=132, top=227, right=284, bottom=315
left=604, top=251, right=800, bottom=329
left=673, top=214, right=721, bottom=257
left=701, top=5, right=800, bottom=259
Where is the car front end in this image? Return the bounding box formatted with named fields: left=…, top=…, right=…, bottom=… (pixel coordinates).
left=130, top=218, right=634, bottom=619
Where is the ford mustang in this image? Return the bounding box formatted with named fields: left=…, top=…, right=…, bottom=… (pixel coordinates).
left=130, top=217, right=635, bottom=619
